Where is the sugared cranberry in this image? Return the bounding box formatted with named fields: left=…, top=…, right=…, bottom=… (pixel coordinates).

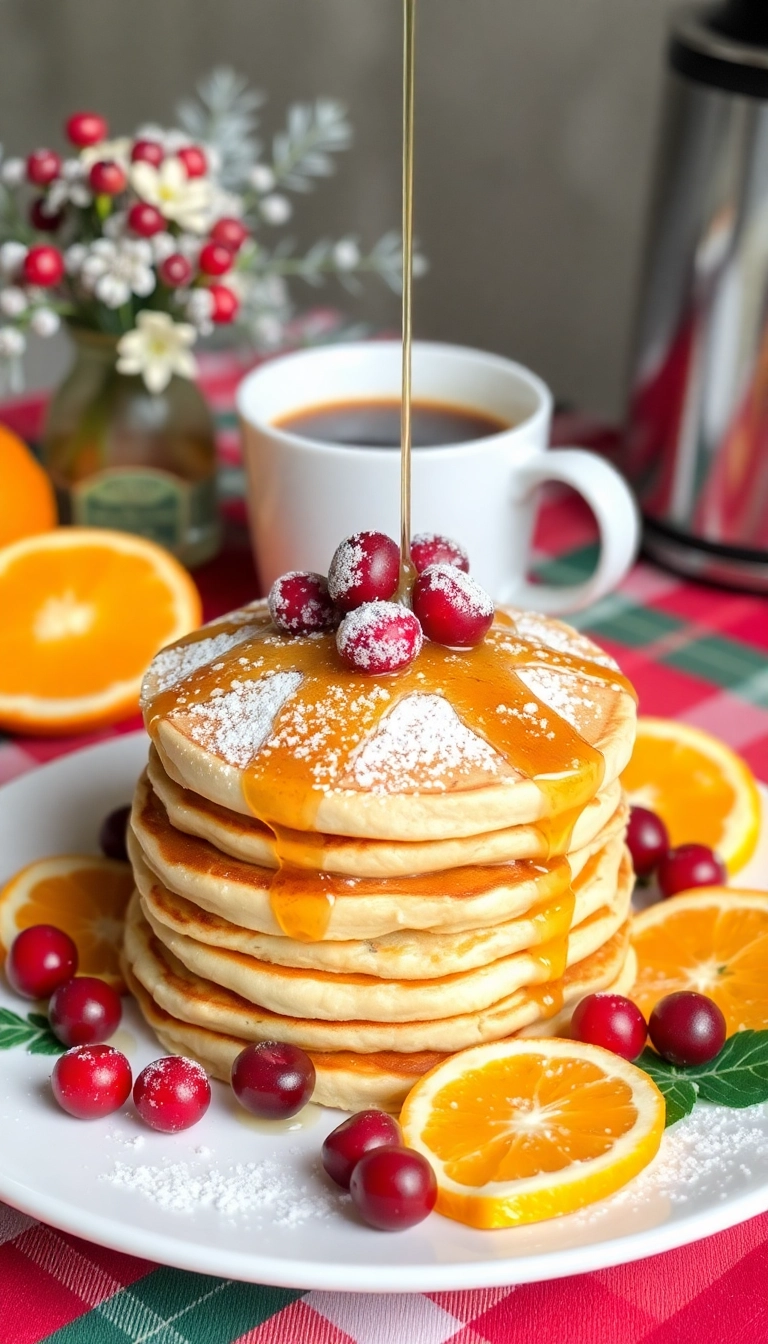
left=65, top=112, right=108, bottom=147
left=89, top=161, right=127, bottom=196
left=648, top=991, right=726, bottom=1067
left=327, top=531, right=400, bottom=611
left=337, top=601, right=423, bottom=674
left=412, top=564, right=494, bottom=648
left=571, top=992, right=647, bottom=1061
left=210, top=217, right=248, bottom=251
left=268, top=571, right=338, bottom=636
left=322, top=1110, right=402, bottom=1189
left=49, top=976, right=122, bottom=1047
left=349, top=1146, right=437, bottom=1230
left=131, top=139, right=164, bottom=167
left=411, top=532, right=469, bottom=574
left=198, top=241, right=234, bottom=276
left=6, top=925, right=78, bottom=999
left=159, top=253, right=193, bottom=288
left=99, top=804, right=131, bottom=862
left=52, top=1044, right=132, bottom=1120
left=627, top=806, right=670, bottom=879
left=657, top=844, right=726, bottom=899
left=26, top=149, right=61, bottom=186
left=208, top=283, right=239, bottom=323
left=177, top=145, right=207, bottom=178
left=231, top=1041, right=315, bottom=1119
left=133, top=1056, right=211, bottom=1132
left=22, top=244, right=64, bottom=288
left=127, top=202, right=165, bottom=237
left=29, top=199, right=63, bottom=232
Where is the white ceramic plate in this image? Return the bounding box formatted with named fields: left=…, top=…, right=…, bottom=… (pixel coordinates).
left=1, top=731, right=767, bottom=1292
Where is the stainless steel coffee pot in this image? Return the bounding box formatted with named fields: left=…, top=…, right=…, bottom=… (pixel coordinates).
left=622, top=0, right=768, bottom=589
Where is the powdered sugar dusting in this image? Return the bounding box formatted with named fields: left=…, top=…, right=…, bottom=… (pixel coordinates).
left=336, top=601, right=423, bottom=673
left=172, top=671, right=303, bottom=768
left=516, top=667, right=602, bottom=732
left=347, top=693, right=503, bottom=792
left=508, top=609, right=618, bottom=670
left=141, top=625, right=262, bottom=705
left=327, top=536, right=365, bottom=602
left=421, top=564, right=494, bottom=617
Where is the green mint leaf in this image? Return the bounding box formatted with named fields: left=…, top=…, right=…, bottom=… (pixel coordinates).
left=0, top=1023, right=36, bottom=1050
left=27, top=1031, right=66, bottom=1056
left=27, top=1013, right=52, bottom=1030
left=686, top=1029, right=768, bottom=1108
left=637, top=1049, right=697, bottom=1127
left=0, top=1006, right=65, bottom=1055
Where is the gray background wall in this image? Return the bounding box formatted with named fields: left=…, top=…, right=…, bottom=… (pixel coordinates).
left=0, top=0, right=679, bottom=419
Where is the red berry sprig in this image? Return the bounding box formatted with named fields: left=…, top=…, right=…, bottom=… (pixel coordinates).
left=131, top=139, right=164, bottom=167
left=411, top=532, right=469, bottom=574
left=52, top=1045, right=132, bottom=1120
left=177, top=145, right=207, bottom=178
left=23, top=244, right=64, bottom=287
left=159, top=254, right=194, bottom=288
left=411, top=564, right=494, bottom=648
left=127, top=202, right=165, bottom=238
left=65, top=112, right=108, bottom=147
left=133, top=1056, right=211, bottom=1132
left=210, top=217, right=249, bottom=251
left=89, top=161, right=127, bottom=196
left=208, top=284, right=239, bottom=323
left=26, top=149, right=61, bottom=186
left=327, top=531, right=400, bottom=611
left=6, top=924, right=77, bottom=999
left=337, top=601, right=423, bottom=674
left=268, top=571, right=338, bottom=635
left=199, top=241, right=234, bottom=277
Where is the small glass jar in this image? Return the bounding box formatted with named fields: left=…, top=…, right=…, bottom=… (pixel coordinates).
left=43, top=327, right=221, bottom=567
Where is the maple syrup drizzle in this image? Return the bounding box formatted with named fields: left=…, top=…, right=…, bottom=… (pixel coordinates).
left=398, top=0, right=417, bottom=593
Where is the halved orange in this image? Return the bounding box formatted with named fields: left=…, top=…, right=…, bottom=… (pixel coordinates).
left=0, top=424, right=57, bottom=548
left=0, top=527, right=202, bottom=734
left=400, top=1037, right=665, bottom=1229
left=0, top=854, right=134, bottom=991
left=631, top=888, right=768, bottom=1033
left=621, top=717, right=761, bottom=875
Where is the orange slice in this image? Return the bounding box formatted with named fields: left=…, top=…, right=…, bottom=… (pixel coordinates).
left=400, top=1037, right=664, bottom=1229
left=0, top=854, right=134, bottom=991
left=621, top=717, right=761, bottom=875
left=0, top=527, right=201, bottom=733
left=0, top=425, right=56, bottom=548
left=631, top=888, right=768, bottom=1034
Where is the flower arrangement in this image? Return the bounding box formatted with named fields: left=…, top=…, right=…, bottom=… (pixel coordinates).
left=0, top=69, right=420, bottom=394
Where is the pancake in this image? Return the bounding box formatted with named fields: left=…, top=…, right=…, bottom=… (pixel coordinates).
left=147, top=745, right=624, bottom=876
left=136, top=833, right=628, bottom=979
left=129, top=774, right=629, bottom=942
left=141, top=603, right=637, bottom=841
left=124, top=890, right=632, bottom=1054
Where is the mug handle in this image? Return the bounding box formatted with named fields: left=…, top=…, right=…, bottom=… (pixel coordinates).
left=502, top=448, right=640, bottom=616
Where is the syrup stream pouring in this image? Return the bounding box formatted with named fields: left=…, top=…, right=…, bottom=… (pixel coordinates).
left=399, top=0, right=417, bottom=595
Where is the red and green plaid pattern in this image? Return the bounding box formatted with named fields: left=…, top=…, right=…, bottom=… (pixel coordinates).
left=1, top=364, right=767, bottom=1343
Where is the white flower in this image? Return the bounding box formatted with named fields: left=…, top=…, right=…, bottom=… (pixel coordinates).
left=150, top=231, right=177, bottom=264
left=134, top=125, right=192, bottom=156
left=249, top=164, right=275, bottom=193
left=260, top=194, right=292, bottom=225
left=0, top=326, right=26, bottom=356
left=130, top=157, right=214, bottom=233
left=80, top=238, right=156, bottom=309
left=64, top=243, right=87, bottom=275
left=186, top=287, right=214, bottom=334
left=29, top=307, right=60, bottom=337
left=116, top=311, right=197, bottom=394
left=1, top=158, right=25, bottom=186
left=174, top=232, right=202, bottom=265
left=333, top=239, right=361, bottom=271
left=47, top=159, right=92, bottom=212
left=80, top=137, right=132, bottom=171
left=0, top=241, right=26, bottom=277
left=103, top=210, right=128, bottom=240
left=0, top=287, right=27, bottom=317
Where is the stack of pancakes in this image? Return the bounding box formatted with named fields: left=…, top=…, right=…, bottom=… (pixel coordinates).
left=124, top=601, right=638, bottom=1112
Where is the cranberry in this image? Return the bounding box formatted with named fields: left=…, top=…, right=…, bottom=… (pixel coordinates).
left=159, top=253, right=193, bottom=288
left=268, top=571, right=338, bottom=636
left=327, top=531, right=400, bottom=611
left=22, top=244, right=64, bottom=288
left=177, top=145, right=207, bottom=178
left=49, top=976, right=122, bottom=1047
left=210, top=217, right=248, bottom=251
left=411, top=532, right=469, bottom=574
left=89, top=161, right=127, bottom=196
left=231, top=1041, right=315, bottom=1119
left=627, top=806, right=670, bottom=879
left=133, top=1056, right=211, bottom=1132
left=26, top=149, right=61, bottom=186
left=349, top=1146, right=437, bottom=1231
left=29, top=199, right=63, bottom=233
left=52, top=1044, right=132, bottom=1120
left=127, top=202, right=165, bottom=237
left=99, top=804, right=131, bottom=862
left=6, top=925, right=78, bottom=999
left=198, top=241, right=234, bottom=276
left=65, top=112, right=108, bottom=147
left=571, top=992, right=647, bottom=1061
left=208, top=283, right=239, bottom=323
left=649, top=991, right=727, bottom=1067
left=412, top=564, right=494, bottom=648
left=131, top=139, right=164, bottom=167
left=657, top=844, right=726, bottom=899
left=337, top=601, right=423, bottom=674
left=322, top=1110, right=402, bottom=1189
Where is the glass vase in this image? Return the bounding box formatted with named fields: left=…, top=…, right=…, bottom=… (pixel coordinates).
left=43, top=327, right=221, bottom=567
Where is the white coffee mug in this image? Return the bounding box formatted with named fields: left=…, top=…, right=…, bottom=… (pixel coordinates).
left=237, top=341, right=639, bottom=613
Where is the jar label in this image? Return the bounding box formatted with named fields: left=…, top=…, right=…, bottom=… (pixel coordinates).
left=70, top=468, right=217, bottom=557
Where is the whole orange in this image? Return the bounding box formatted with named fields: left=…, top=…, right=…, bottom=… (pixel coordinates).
left=0, top=424, right=57, bottom=546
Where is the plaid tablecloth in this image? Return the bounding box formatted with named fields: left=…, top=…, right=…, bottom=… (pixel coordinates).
left=1, top=363, right=768, bottom=1344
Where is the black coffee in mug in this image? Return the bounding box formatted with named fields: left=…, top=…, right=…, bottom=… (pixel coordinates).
left=274, top=398, right=510, bottom=448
